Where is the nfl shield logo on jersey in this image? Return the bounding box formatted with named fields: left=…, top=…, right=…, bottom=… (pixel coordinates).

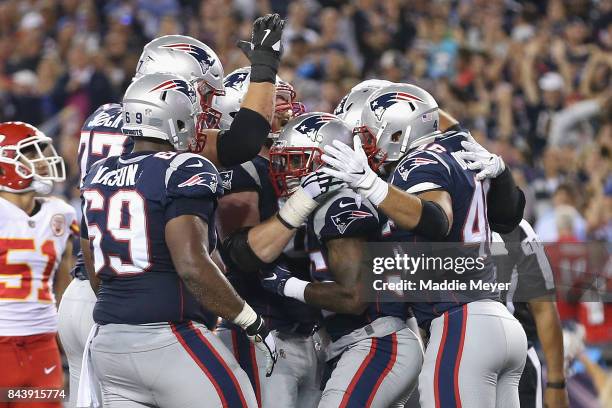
left=51, top=214, right=66, bottom=236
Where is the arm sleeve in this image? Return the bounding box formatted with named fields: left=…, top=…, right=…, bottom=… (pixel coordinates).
left=487, top=167, right=525, bottom=234
left=217, top=108, right=271, bottom=167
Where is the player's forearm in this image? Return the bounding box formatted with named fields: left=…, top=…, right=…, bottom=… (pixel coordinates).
left=377, top=185, right=423, bottom=230
left=247, top=217, right=295, bottom=263
left=530, top=299, right=565, bottom=381
left=241, top=82, right=275, bottom=124
left=304, top=281, right=367, bottom=315
left=54, top=241, right=74, bottom=307
left=81, top=238, right=100, bottom=295
left=179, top=261, right=245, bottom=320
left=378, top=187, right=452, bottom=240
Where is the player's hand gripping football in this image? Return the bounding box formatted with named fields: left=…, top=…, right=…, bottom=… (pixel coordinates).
left=237, top=13, right=284, bottom=82
left=245, top=316, right=277, bottom=376
left=320, top=136, right=389, bottom=206
left=455, top=140, right=505, bottom=181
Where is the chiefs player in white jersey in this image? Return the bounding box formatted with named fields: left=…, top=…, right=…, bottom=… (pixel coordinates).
left=0, top=122, right=75, bottom=407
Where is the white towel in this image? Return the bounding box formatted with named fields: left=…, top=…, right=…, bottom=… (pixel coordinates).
left=76, top=324, right=100, bottom=408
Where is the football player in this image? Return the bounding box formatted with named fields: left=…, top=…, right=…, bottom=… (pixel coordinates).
left=0, top=122, right=75, bottom=407
left=79, top=73, right=272, bottom=408
left=59, top=13, right=286, bottom=406
left=492, top=221, right=568, bottom=408
left=213, top=67, right=325, bottom=408
left=262, top=113, right=424, bottom=407
left=321, top=83, right=527, bottom=408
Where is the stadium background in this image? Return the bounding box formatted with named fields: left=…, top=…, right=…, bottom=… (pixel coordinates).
left=0, top=0, right=609, bottom=405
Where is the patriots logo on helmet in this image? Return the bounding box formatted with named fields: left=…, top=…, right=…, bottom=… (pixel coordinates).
left=219, top=170, right=233, bottom=191
left=224, top=72, right=249, bottom=91
left=177, top=171, right=219, bottom=192
left=369, top=92, right=425, bottom=121
left=331, top=210, right=373, bottom=234
left=149, top=79, right=196, bottom=103
left=294, top=114, right=336, bottom=142
left=334, top=95, right=348, bottom=116
left=160, top=43, right=216, bottom=72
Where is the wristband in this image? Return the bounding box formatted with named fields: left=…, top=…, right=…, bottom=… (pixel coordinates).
left=359, top=176, right=389, bottom=206
left=275, top=213, right=295, bottom=230
left=283, top=277, right=308, bottom=303
left=233, top=302, right=258, bottom=330
left=278, top=187, right=317, bottom=228
left=250, top=50, right=280, bottom=83
left=546, top=380, right=566, bottom=389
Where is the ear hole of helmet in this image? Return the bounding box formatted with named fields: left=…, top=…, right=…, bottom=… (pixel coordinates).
left=391, top=131, right=402, bottom=142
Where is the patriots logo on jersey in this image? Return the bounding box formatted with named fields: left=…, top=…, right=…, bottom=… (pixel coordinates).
left=149, top=79, right=196, bottom=103
left=369, top=92, right=425, bottom=121
left=177, top=171, right=218, bottom=192
left=160, top=43, right=216, bottom=71
left=294, top=114, right=336, bottom=142
left=397, top=157, right=438, bottom=181
left=334, top=95, right=348, bottom=116
left=224, top=72, right=248, bottom=91
left=219, top=170, right=233, bottom=191
left=331, top=210, right=373, bottom=234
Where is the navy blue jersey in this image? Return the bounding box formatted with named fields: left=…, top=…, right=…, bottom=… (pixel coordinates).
left=383, top=129, right=498, bottom=328
left=307, top=189, right=408, bottom=341
left=218, top=155, right=321, bottom=333
left=82, top=151, right=223, bottom=325
left=74, top=104, right=131, bottom=280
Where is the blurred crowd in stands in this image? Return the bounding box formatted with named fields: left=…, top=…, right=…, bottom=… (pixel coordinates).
left=0, top=0, right=610, bottom=244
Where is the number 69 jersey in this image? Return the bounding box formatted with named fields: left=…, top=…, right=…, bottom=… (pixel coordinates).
left=81, top=151, right=223, bottom=325
left=0, top=197, right=77, bottom=336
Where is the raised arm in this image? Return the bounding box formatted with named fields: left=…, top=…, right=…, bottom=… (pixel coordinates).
left=200, top=14, right=285, bottom=167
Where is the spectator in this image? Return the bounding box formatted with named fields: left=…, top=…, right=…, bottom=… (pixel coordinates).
left=50, top=42, right=115, bottom=123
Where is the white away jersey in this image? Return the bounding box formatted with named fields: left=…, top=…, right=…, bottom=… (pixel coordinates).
left=0, top=196, right=77, bottom=335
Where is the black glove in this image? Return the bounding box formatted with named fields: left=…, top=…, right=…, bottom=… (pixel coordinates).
left=237, top=13, right=285, bottom=83
left=245, top=315, right=277, bottom=376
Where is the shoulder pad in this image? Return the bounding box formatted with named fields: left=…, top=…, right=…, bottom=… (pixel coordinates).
left=312, top=189, right=378, bottom=241
left=82, top=103, right=123, bottom=132
left=82, top=156, right=114, bottom=186
left=220, top=159, right=263, bottom=193
left=40, top=197, right=78, bottom=237
left=165, top=153, right=223, bottom=199
left=83, top=103, right=123, bottom=130
left=392, top=150, right=451, bottom=193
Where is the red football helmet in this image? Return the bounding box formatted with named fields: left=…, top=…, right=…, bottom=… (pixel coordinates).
left=0, top=122, right=66, bottom=193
